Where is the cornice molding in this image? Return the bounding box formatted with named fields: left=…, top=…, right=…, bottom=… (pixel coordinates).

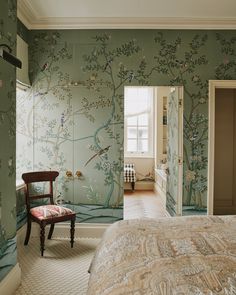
left=18, top=1, right=236, bottom=30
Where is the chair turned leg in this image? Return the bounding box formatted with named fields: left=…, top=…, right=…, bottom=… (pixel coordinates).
left=48, top=224, right=55, bottom=239
left=40, top=223, right=46, bottom=256
left=70, top=218, right=75, bottom=248
left=131, top=182, right=135, bottom=191
left=24, top=218, right=32, bottom=245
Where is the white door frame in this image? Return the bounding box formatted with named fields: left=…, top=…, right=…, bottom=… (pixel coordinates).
left=208, top=80, right=236, bottom=215
left=177, top=86, right=184, bottom=216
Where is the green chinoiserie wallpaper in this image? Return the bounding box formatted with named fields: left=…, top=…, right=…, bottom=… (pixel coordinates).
left=0, top=0, right=17, bottom=282
left=16, top=28, right=236, bottom=225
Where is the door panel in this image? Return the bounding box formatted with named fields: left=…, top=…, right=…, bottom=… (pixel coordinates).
left=214, top=89, right=236, bottom=215
left=166, top=87, right=183, bottom=216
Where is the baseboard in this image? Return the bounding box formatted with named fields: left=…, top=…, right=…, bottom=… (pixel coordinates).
left=124, top=181, right=154, bottom=191
left=17, top=222, right=110, bottom=242
left=0, top=263, right=21, bottom=295
left=154, top=183, right=171, bottom=217
left=154, top=183, right=165, bottom=206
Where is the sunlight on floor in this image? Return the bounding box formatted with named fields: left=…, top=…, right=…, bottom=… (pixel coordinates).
left=124, top=190, right=169, bottom=220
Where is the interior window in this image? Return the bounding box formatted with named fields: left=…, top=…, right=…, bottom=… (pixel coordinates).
left=124, top=87, right=153, bottom=157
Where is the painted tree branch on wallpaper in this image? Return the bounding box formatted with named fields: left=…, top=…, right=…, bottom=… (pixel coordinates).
left=215, top=34, right=236, bottom=80
left=82, top=33, right=150, bottom=208
left=17, top=29, right=236, bottom=225
left=152, top=32, right=208, bottom=211
left=0, top=0, right=17, bottom=282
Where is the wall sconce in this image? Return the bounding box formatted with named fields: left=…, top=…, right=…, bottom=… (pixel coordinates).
left=0, top=43, right=22, bottom=68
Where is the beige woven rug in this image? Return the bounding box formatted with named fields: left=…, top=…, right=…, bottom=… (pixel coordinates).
left=15, top=237, right=100, bottom=295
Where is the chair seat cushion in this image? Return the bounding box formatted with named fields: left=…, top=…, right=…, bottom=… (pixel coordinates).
left=30, top=205, right=74, bottom=220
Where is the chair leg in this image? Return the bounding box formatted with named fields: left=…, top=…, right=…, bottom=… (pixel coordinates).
left=24, top=218, right=32, bottom=245
left=131, top=182, right=135, bottom=191
left=70, top=218, right=75, bottom=248
left=40, top=222, right=46, bottom=256
left=48, top=224, right=55, bottom=239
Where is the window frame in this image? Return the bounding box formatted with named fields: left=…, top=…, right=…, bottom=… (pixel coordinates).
left=124, top=87, right=154, bottom=158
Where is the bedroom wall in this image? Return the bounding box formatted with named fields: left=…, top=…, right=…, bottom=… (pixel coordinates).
left=0, top=0, right=17, bottom=282
left=16, top=28, right=236, bottom=222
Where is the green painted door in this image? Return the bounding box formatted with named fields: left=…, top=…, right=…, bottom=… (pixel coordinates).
left=166, top=87, right=183, bottom=216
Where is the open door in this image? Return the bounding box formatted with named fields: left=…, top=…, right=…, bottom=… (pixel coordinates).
left=166, top=87, right=183, bottom=216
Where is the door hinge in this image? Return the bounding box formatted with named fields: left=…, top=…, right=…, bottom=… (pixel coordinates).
left=178, top=157, right=183, bottom=164
left=179, top=99, right=183, bottom=107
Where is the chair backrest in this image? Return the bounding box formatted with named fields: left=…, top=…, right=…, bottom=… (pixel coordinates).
left=22, top=171, right=59, bottom=213
left=124, top=163, right=135, bottom=169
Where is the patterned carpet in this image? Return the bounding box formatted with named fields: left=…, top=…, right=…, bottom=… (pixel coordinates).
left=15, top=237, right=100, bottom=295
left=15, top=191, right=165, bottom=295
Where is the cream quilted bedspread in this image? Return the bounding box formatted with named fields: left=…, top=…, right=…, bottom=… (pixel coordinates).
left=87, top=216, right=236, bottom=295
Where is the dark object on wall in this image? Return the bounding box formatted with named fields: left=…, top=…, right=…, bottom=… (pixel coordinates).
left=0, top=43, right=22, bottom=68
left=163, top=115, right=167, bottom=125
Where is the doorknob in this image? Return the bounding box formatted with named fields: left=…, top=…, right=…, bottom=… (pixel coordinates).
left=66, top=170, right=73, bottom=178
left=75, top=170, right=82, bottom=178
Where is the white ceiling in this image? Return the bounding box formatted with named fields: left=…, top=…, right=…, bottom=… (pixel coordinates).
left=18, top=0, right=236, bottom=29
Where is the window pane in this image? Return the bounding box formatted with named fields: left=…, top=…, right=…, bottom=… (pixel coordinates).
left=127, top=116, right=137, bottom=125
left=138, top=127, right=148, bottom=139
left=127, top=139, right=137, bottom=152
left=127, top=127, right=137, bottom=139
left=138, top=139, right=148, bottom=152
left=125, top=87, right=153, bottom=116
left=138, top=113, right=148, bottom=125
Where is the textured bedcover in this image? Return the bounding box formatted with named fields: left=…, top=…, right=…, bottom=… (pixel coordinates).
left=87, top=216, right=236, bottom=295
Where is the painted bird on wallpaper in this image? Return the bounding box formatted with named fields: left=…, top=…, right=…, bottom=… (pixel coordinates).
left=41, top=62, right=49, bottom=71
left=84, top=145, right=111, bottom=167
left=103, top=57, right=113, bottom=72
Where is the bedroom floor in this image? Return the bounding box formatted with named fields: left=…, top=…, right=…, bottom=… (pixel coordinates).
left=15, top=190, right=167, bottom=295
left=124, top=190, right=169, bottom=219
left=15, top=237, right=100, bottom=295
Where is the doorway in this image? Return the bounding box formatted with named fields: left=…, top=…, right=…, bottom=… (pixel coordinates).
left=208, top=80, right=236, bottom=215
left=123, top=86, right=183, bottom=218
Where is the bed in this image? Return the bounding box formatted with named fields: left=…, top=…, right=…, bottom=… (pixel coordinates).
left=87, top=216, right=236, bottom=294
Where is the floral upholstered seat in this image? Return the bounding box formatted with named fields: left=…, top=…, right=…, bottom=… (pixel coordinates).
left=30, top=205, right=74, bottom=221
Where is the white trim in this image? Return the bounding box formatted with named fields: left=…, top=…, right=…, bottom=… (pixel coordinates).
left=16, top=180, right=25, bottom=191
left=124, top=154, right=155, bottom=159
left=17, top=10, right=236, bottom=30
left=17, top=80, right=31, bottom=90
left=177, top=86, right=184, bottom=216
left=17, top=0, right=35, bottom=29
left=153, top=182, right=171, bottom=217
left=17, top=222, right=110, bottom=241
left=0, top=263, right=21, bottom=295
left=208, top=80, right=236, bottom=215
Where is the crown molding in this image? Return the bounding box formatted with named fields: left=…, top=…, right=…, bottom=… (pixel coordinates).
left=18, top=16, right=236, bottom=30
left=18, top=1, right=236, bottom=30
left=17, top=0, right=37, bottom=29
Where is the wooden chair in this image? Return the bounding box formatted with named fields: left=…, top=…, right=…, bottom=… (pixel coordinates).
left=124, top=163, right=136, bottom=190
left=22, top=171, right=76, bottom=256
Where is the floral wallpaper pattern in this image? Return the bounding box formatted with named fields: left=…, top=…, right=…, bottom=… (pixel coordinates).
left=16, top=29, right=236, bottom=226
left=166, top=88, right=180, bottom=216
left=0, top=0, right=17, bottom=283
